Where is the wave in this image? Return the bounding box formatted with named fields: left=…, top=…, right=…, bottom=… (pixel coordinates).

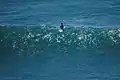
left=0, top=25, right=120, bottom=56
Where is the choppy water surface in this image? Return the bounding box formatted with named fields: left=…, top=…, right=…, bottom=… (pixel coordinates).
left=0, top=0, right=120, bottom=27
left=0, top=0, right=120, bottom=79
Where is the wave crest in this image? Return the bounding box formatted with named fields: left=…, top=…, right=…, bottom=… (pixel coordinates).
left=0, top=25, right=120, bottom=55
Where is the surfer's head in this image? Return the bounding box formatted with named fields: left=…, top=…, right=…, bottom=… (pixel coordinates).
left=61, top=23, right=63, bottom=25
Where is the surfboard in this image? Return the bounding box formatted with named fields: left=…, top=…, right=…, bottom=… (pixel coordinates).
left=59, top=29, right=63, bottom=32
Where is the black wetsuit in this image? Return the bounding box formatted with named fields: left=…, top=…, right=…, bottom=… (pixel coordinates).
left=60, top=23, right=64, bottom=31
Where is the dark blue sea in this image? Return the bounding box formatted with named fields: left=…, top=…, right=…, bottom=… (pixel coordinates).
left=0, top=0, right=120, bottom=80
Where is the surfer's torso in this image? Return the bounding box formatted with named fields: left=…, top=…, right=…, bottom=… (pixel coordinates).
left=60, top=23, right=64, bottom=31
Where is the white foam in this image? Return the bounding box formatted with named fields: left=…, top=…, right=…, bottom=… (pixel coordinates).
left=118, top=33, right=120, bottom=37
left=1, top=40, right=3, bottom=42
left=59, top=29, right=63, bottom=32
left=36, top=34, right=41, bottom=37
left=78, top=36, right=82, bottom=40
left=35, top=39, right=39, bottom=42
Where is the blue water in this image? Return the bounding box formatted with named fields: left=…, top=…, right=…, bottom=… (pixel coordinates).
left=0, top=26, right=120, bottom=80
left=0, top=0, right=120, bottom=27
left=1, top=0, right=120, bottom=80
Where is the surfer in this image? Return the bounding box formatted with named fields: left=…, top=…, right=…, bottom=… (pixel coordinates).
left=60, top=23, right=64, bottom=31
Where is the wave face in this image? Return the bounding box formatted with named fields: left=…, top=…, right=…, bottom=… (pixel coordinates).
left=1, top=25, right=120, bottom=56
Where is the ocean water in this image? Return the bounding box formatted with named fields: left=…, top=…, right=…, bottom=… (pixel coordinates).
left=0, top=0, right=120, bottom=80
left=1, top=26, right=120, bottom=80
left=0, top=0, right=120, bottom=27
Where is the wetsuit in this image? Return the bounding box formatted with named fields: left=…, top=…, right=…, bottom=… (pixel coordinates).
left=60, top=23, right=64, bottom=31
